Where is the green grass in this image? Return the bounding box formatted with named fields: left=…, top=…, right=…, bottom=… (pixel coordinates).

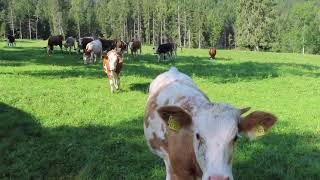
left=0, top=39, right=319, bottom=179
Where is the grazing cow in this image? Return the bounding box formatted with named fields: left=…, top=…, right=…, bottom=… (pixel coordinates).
left=209, top=48, right=217, bottom=60
left=144, top=67, right=277, bottom=180
left=102, top=49, right=123, bottom=93
left=83, top=40, right=102, bottom=64
left=99, top=38, right=116, bottom=52
left=115, top=40, right=127, bottom=54
left=47, top=35, right=64, bottom=54
left=129, top=40, right=141, bottom=56
left=64, top=36, right=75, bottom=54
left=7, top=34, right=16, bottom=47
left=76, top=37, right=94, bottom=54
left=154, top=43, right=175, bottom=62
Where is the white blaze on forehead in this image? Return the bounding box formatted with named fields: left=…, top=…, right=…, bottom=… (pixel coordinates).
left=193, top=103, right=240, bottom=178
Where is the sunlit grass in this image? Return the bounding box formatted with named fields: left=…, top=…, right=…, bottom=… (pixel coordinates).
left=0, top=40, right=319, bottom=179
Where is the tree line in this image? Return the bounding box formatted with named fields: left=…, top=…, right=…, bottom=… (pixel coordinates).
left=0, top=0, right=319, bottom=54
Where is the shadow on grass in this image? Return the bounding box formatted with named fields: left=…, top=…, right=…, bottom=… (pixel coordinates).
left=234, top=132, right=320, bottom=179
left=0, top=102, right=162, bottom=180
left=1, top=102, right=319, bottom=179
left=129, top=82, right=150, bottom=93
left=0, top=47, right=83, bottom=67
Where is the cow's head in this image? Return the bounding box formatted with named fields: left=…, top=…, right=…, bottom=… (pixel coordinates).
left=106, top=50, right=119, bottom=71
left=158, top=103, right=277, bottom=180
left=82, top=50, right=91, bottom=64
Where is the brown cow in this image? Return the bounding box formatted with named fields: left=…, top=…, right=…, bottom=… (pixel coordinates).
left=128, top=39, right=142, bottom=57
left=115, top=40, right=127, bottom=55
left=46, top=35, right=64, bottom=54
left=209, top=48, right=216, bottom=60
left=102, top=49, right=124, bottom=93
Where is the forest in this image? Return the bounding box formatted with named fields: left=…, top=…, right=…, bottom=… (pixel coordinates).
left=0, top=0, right=319, bottom=54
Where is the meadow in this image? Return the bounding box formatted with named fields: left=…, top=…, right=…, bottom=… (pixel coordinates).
left=0, top=39, right=319, bottom=180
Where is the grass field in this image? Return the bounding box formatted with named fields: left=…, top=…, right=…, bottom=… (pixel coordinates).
left=0, top=39, right=319, bottom=180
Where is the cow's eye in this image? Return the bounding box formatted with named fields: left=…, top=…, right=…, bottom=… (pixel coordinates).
left=196, top=133, right=201, bottom=140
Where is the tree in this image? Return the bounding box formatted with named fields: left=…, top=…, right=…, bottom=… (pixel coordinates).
left=235, top=0, right=277, bottom=51
left=70, top=0, right=84, bottom=39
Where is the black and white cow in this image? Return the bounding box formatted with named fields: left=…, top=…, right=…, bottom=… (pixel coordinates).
left=7, top=34, right=16, bottom=47
left=154, top=43, right=176, bottom=62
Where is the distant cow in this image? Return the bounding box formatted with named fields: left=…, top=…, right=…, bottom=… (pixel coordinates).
left=64, top=36, right=75, bottom=54
left=154, top=43, right=175, bottom=62
left=83, top=40, right=102, bottom=64
left=102, top=49, right=124, bottom=93
left=129, top=40, right=141, bottom=57
left=209, top=47, right=217, bottom=60
left=76, top=37, right=94, bottom=54
left=99, top=38, right=116, bottom=52
left=115, top=40, right=127, bottom=54
left=144, top=67, right=277, bottom=180
left=7, top=34, right=16, bottom=47
left=47, top=35, right=64, bottom=54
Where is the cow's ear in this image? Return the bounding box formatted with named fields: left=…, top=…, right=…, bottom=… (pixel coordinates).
left=239, top=111, right=277, bottom=140
left=157, top=106, right=192, bottom=130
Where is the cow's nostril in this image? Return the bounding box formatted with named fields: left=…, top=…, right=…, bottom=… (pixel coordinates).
left=208, top=176, right=229, bottom=180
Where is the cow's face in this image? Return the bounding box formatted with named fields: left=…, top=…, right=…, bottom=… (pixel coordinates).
left=83, top=51, right=91, bottom=63
left=158, top=104, right=276, bottom=180
left=192, top=103, right=241, bottom=180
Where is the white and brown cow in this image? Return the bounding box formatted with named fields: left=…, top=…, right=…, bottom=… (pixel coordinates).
left=83, top=39, right=102, bottom=64
left=102, top=49, right=123, bottom=93
left=144, top=67, right=277, bottom=180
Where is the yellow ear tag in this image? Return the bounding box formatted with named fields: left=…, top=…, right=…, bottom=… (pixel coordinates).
left=168, top=116, right=180, bottom=132
left=254, top=126, right=265, bottom=138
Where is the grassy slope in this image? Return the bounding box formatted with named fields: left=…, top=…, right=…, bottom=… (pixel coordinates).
left=0, top=40, right=319, bottom=179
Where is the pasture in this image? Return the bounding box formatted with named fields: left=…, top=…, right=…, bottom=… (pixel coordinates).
left=0, top=40, right=319, bottom=179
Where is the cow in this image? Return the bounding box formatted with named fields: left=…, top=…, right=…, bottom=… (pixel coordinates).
left=83, top=40, right=102, bottom=64
left=129, top=39, right=141, bottom=57
left=64, top=36, right=76, bottom=54
left=209, top=48, right=217, bottom=60
left=153, top=43, right=175, bottom=62
left=76, top=37, right=94, bottom=55
left=7, top=34, right=16, bottom=47
left=144, top=67, right=277, bottom=180
left=99, top=38, right=116, bottom=52
left=102, top=49, right=123, bottom=93
left=47, top=35, right=64, bottom=54
left=115, top=40, right=127, bottom=55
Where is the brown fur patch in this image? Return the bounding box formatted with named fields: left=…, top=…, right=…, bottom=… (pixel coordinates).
left=149, top=132, right=168, bottom=151
left=144, top=91, right=160, bottom=128
left=167, top=129, right=202, bottom=179
left=239, top=111, right=277, bottom=132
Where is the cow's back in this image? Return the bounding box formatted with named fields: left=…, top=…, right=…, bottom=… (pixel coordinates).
left=48, top=35, right=63, bottom=46
left=86, top=40, right=102, bottom=53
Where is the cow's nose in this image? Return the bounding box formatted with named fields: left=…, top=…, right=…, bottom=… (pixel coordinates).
left=208, top=176, right=229, bottom=180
